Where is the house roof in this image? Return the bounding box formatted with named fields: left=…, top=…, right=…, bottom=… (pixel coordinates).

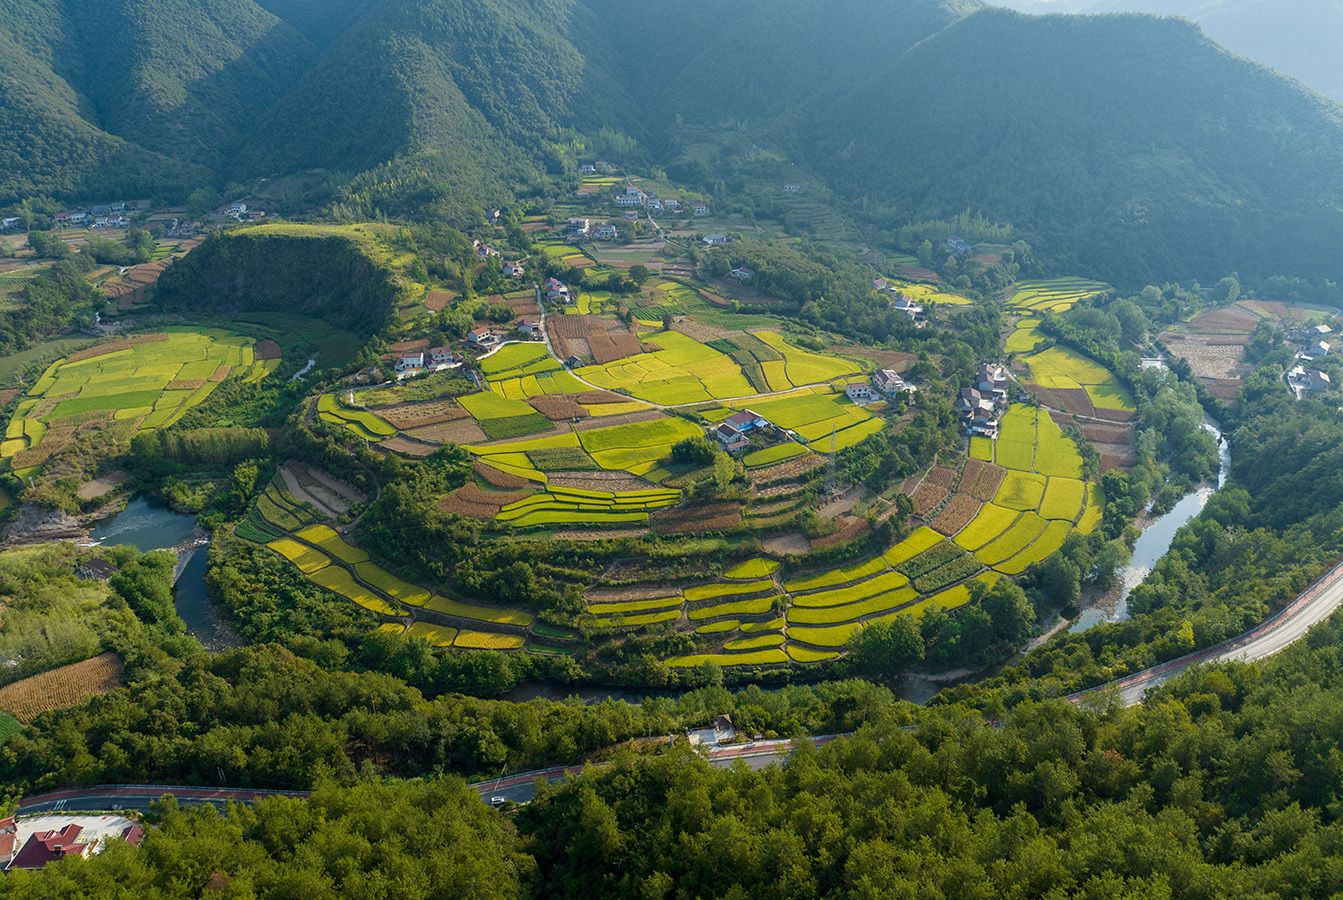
left=430, top=346, right=452, bottom=356
left=470, top=326, right=491, bottom=336
left=10, top=826, right=87, bottom=870
left=724, top=412, right=759, bottom=430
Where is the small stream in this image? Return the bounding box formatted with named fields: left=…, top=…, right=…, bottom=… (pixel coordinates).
left=1071, top=420, right=1231, bottom=632
left=89, top=497, right=242, bottom=651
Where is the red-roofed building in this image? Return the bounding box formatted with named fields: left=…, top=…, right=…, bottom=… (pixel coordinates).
left=120, top=824, right=145, bottom=847
left=9, top=825, right=88, bottom=870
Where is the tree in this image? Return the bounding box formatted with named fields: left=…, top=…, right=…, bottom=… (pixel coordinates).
left=628, top=265, right=651, bottom=286
left=26, top=230, right=68, bottom=260
left=1215, top=275, right=1242, bottom=304
left=670, top=437, right=715, bottom=467
left=847, top=617, right=924, bottom=674
left=918, top=239, right=934, bottom=267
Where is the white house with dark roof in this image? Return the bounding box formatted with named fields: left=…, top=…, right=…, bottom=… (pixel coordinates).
left=396, top=352, right=425, bottom=372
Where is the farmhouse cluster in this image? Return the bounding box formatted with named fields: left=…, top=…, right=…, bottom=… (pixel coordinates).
left=958, top=363, right=1010, bottom=438
left=0, top=815, right=144, bottom=872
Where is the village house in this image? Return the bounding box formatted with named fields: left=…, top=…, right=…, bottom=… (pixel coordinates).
left=1289, top=365, right=1332, bottom=395
left=687, top=714, right=736, bottom=746
left=429, top=346, right=459, bottom=367
left=395, top=351, right=426, bottom=372
left=730, top=266, right=755, bottom=281
left=75, top=558, right=119, bottom=581
left=646, top=198, right=663, bottom=212
left=593, top=160, right=614, bottom=174
left=488, top=208, right=502, bottom=224
left=872, top=368, right=913, bottom=397
left=947, top=236, right=972, bottom=257
left=580, top=164, right=597, bottom=176
left=565, top=217, right=590, bottom=238
left=782, top=183, right=801, bottom=193
left=8, top=826, right=88, bottom=870
left=1305, top=340, right=1332, bottom=361
left=516, top=318, right=542, bottom=339
left=1, top=217, right=20, bottom=231
left=693, top=203, right=711, bottom=217
left=594, top=223, right=619, bottom=240
left=545, top=278, right=569, bottom=302
left=472, top=239, right=498, bottom=259
left=702, top=233, right=729, bottom=247
left=620, top=209, right=639, bottom=221
left=872, top=278, right=890, bottom=292
left=503, top=260, right=526, bottom=277
left=713, top=423, right=751, bottom=454
left=845, top=382, right=880, bottom=403
left=613, top=194, right=644, bottom=209
left=55, top=210, right=87, bottom=226
left=890, top=293, right=925, bottom=323
left=468, top=326, right=496, bottom=347
left=977, top=363, right=1009, bottom=400
left=664, top=199, right=682, bottom=213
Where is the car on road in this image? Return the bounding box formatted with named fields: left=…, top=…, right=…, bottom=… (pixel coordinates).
left=489, top=796, right=507, bottom=807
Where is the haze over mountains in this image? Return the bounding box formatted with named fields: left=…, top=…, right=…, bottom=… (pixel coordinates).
left=989, top=0, right=1343, bottom=104
left=4, top=0, right=1343, bottom=286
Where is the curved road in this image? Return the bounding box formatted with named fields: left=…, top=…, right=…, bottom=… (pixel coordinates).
left=20, top=562, right=1343, bottom=814
left=1073, top=558, right=1343, bottom=706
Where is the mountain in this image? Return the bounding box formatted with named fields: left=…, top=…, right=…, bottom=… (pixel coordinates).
left=235, top=0, right=643, bottom=218
left=800, top=8, right=1343, bottom=284
left=987, top=0, right=1343, bottom=104
left=4, top=0, right=1343, bottom=285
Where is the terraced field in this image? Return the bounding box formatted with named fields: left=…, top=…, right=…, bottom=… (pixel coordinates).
left=952, top=405, right=1101, bottom=576
left=1008, top=278, right=1109, bottom=313
left=2, top=329, right=268, bottom=471
left=252, top=511, right=536, bottom=644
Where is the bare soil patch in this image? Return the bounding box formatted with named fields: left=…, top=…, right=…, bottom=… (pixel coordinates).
left=406, top=419, right=486, bottom=444
left=424, top=291, right=453, bottom=313
left=654, top=501, right=742, bottom=534
left=763, top=531, right=812, bottom=555
left=811, top=515, right=868, bottom=550
left=76, top=470, right=128, bottom=501
left=388, top=338, right=430, bottom=354
left=475, top=461, right=529, bottom=489
left=380, top=437, right=437, bottom=457
left=549, top=471, right=656, bottom=492
left=548, top=315, right=640, bottom=364
left=378, top=401, right=470, bottom=430
left=440, top=483, right=531, bottom=519
left=528, top=395, right=589, bottom=420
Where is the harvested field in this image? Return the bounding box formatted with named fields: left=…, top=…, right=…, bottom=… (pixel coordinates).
left=830, top=345, right=919, bottom=371
left=377, top=401, right=471, bottom=429
left=424, top=291, right=452, bottom=312
left=1031, top=386, right=1096, bottom=418
left=379, top=437, right=434, bottom=457
left=502, top=294, right=541, bottom=317
left=547, top=315, right=641, bottom=364
left=440, top=483, right=532, bottom=518
left=548, top=471, right=654, bottom=492
left=388, top=338, right=430, bottom=353
left=475, top=460, right=529, bottom=488
left=405, top=419, right=487, bottom=444
left=1076, top=421, right=1134, bottom=447
left=673, top=318, right=734, bottom=344
left=749, top=454, right=826, bottom=486
left=968, top=464, right=1006, bottom=502
left=1159, top=332, right=1249, bottom=381
left=0, top=652, right=123, bottom=723
left=528, top=395, right=589, bottom=420
left=654, top=501, right=742, bottom=533
left=910, top=479, right=949, bottom=516
left=1201, top=377, right=1243, bottom=401
left=932, top=494, right=982, bottom=536
left=925, top=467, right=958, bottom=489
left=1182, top=305, right=1261, bottom=333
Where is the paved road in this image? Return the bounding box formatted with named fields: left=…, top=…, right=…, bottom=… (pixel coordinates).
left=1073, top=558, right=1343, bottom=706
left=471, top=734, right=843, bottom=805
left=17, top=785, right=311, bottom=815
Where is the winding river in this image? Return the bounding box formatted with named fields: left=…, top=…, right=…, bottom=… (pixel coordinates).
left=89, top=497, right=242, bottom=651
left=1071, top=420, right=1232, bottom=632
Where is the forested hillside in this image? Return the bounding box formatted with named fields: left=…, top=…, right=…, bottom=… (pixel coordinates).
left=993, top=0, right=1343, bottom=104
left=803, top=9, right=1343, bottom=285
left=5, top=0, right=1343, bottom=284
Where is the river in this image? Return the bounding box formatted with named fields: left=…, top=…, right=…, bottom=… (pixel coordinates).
left=1070, top=420, right=1232, bottom=632
left=89, top=497, right=242, bottom=651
